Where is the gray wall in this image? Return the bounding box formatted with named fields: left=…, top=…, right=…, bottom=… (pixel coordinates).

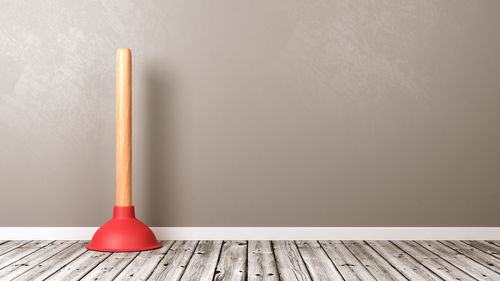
left=1, top=0, right=499, bottom=227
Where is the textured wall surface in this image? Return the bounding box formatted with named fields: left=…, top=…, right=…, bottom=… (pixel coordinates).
left=1, top=0, right=499, bottom=226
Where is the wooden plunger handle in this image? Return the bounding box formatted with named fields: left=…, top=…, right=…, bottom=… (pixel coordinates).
left=116, top=48, right=132, bottom=206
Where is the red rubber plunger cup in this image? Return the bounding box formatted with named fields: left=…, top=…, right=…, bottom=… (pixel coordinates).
left=87, top=48, right=161, bottom=252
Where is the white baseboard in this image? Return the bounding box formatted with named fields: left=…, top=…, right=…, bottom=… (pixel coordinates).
left=1, top=227, right=499, bottom=240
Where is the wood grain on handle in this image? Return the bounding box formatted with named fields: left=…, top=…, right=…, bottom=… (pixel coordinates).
left=116, top=48, right=132, bottom=206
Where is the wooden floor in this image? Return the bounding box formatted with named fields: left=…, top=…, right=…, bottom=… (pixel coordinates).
left=0, top=241, right=499, bottom=280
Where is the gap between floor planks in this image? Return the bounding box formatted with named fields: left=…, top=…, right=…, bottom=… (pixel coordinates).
left=0, top=240, right=499, bottom=280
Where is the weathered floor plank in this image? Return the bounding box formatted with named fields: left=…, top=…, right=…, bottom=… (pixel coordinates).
left=295, top=240, right=343, bottom=281
left=343, top=241, right=407, bottom=281
left=319, top=240, right=375, bottom=281
left=46, top=248, right=111, bottom=281
left=440, top=240, right=500, bottom=274
left=214, top=240, right=247, bottom=281
left=463, top=240, right=500, bottom=259
left=391, top=240, right=474, bottom=281
left=14, top=241, right=88, bottom=281
left=179, top=240, right=222, bottom=281
left=80, top=251, right=140, bottom=281
left=0, top=241, right=53, bottom=270
left=366, top=240, right=441, bottom=280
left=115, top=241, right=174, bottom=281
left=0, top=240, right=75, bottom=280
left=416, top=240, right=500, bottom=280
left=0, top=241, right=30, bottom=257
left=147, top=240, right=198, bottom=281
left=248, top=240, right=279, bottom=281
left=487, top=241, right=500, bottom=248
left=272, top=240, right=312, bottom=281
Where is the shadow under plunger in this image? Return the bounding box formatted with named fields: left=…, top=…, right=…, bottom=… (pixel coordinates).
left=87, top=48, right=161, bottom=252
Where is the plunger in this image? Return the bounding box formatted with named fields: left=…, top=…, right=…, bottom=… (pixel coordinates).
left=87, top=48, right=162, bottom=252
